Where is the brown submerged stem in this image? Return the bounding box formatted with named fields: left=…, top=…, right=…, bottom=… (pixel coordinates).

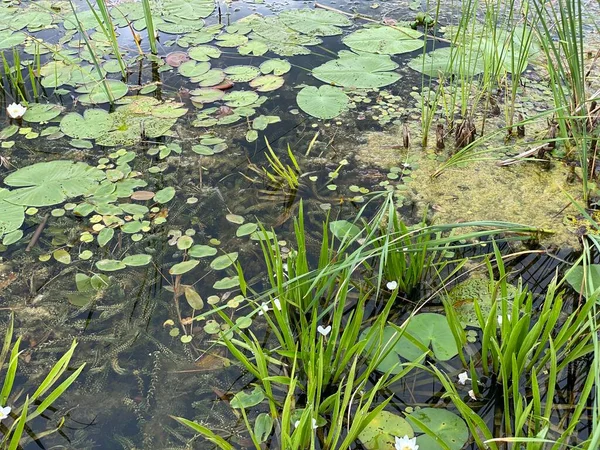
left=25, top=213, right=49, bottom=252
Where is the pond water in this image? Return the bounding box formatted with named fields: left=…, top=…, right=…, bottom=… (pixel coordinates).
left=0, top=0, right=598, bottom=448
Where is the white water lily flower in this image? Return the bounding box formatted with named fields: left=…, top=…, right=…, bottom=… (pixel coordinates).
left=257, top=302, right=269, bottom=316
left=458, top=371, right=470, bottom=385
left=386, top=280, right=398, bottom=290
left=0, top=405, right=11, bottom=422
left=395, top=435, right=419, bottom=450
left=6, top=103, right=26, bottom=119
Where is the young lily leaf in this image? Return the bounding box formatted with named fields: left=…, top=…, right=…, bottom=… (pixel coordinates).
left=223, top=65, right=260, bottom=82
left=249, top=75, right=284, bottom=92
left=210, top=252, right=239, bottom=270
left=224, top=91, right=259, bottom=107
left=122, top=254, right=152, bottom=266
left=155, top=187, right=176, bottom=203
left=239, top=40, right=269, bottom=56
left=170, top=260, right=200, bottom=275
left=297, top=85, right=349, bottom=119
left=279, top=9, right=352, bottom=36
left=188, top=45, right=222, bottom=61
left=189, top=245, right=218, bottom=258
left=259, top=59, right=291, bottom=76
left=96, top=259, right=127, bottom=271
left=213, top=276, right=240, bottom=289
left=184, top=286, right=204, bottom=309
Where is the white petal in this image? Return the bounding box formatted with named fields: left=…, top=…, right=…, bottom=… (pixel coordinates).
left=273, top=298, right=281, bottom=310
left=317, top=325, right=331, bottom=336
left=457, top=371, right=470, bottom=385
left=311, top=418, right=317, bottom=429
left=386, top=280, right=398, bottom=290
left=468, top=389, right=477, bottom=400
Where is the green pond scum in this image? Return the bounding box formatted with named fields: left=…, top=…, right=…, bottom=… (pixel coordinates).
left=1, top=0, right=600, bottom=448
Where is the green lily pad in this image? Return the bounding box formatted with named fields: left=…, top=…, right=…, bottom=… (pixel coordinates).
left=565, top=264, right=600, bottom=297
left=407, top=46, right=485, bottom=77
left=329, top=219, right=361, bottom=239
left=4, top=161, right=105, bottom=207
left=170, top=260, right=200, bottom=275
left=215, top=33, right=248, bottom=47
left=210, top=252, right=239, bottom=270
left=189, top=245, right=218, bottom=258
left=155, top=187, right=176, bottom=203
left=297, top=85, right=349, bottom=120
left=260, top=59, right=291, bottom=76
left=223, top=65, right=260, bottom=82
left=195, top=69, right=226, bottom=87
left=396, top=313, right=458, bottom=361
left=190, top=88, right=224, bottom=104
left=23, top=103, right=64, bottom=123
left=122, top=254, right=152, bottom=266
left=239, top=39, right=269, bottom=56
left=76, top=79, right=129, bottom=104
left=188, top=45, right=221, bottom=61
left=230, top=386, right=265, bottom=409
left=96, top=259, right=127, bottom=271
left=249, top=75, right=284, bottom=92
left=213, top=276, right=240, bottom=289
left=406, top=408, right=469, bottom=450
left=178, top=60, right=211, bottom=78
left=312, top=53, right=400, bottom=88
left=224, top=91, right=259, bottom=107
left=358, top=411, right=414, bottom=450
left=0, top=189, right=25, bottom=238
left=60, top=109, right=114, bottom=140
left=343, top=26, right=423, bottom=55
left=279, top=8, right=352, bottom=36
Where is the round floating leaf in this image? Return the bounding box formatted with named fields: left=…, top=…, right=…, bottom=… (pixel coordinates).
left=0, top=30, right=26, bottom=49
left=239, top=39, right=269, bottom=56
left=260, top=59, right=291, bottom=76
left=224, top=65, right=260, bottom=82
left=195, top=69, right=226, bottom=87
left=170, top=260, right=200, bottom=275
left=246, top=130, right=258, bottom=142
left=225, top=214, right=245, bottom=224
left=343, top=26, right=423, bottom=55
left=406, top=408, right=469, bottom=450
left=0, top=189, right=25, bottom=237
left=23, top=103, right=64, bottom=123
left=397, top=313, right=458, bottom=361
left=189, top=245, right=217, bottom=258
left=210, top=252, right=239, bottom=270
left=358, top=411, right=414, bottom=450
left=312, top=54, right=400, bottom=88
left=213, top=276, right=240, bottom=289
left=249, top=75, right=284, bottom=92
left=297, top=85, right=349, bottom=120
left=189, top=45, right=222, bottom=61
left=329, top=219, right=361, bottom=240
left=96, top=259, right=127, bottom=271
left=122, top=254, right=152, bottom=266
left=566, top=265, right=600, bottom=297
left=215, top=33, right=248, bottom=48
left=407, top=46, right=485, bottom=77
left=154, top=187, right=176, bottom=203
left=224, top=91, right=259, bottom=107
left=76, top=79, right=129, bottom=104
left=4, top=161, right=105, bottom=207
left=53, top=249, right=71, bottom=264
left=236, top=222, right=258, bottom=237
left=60, top=109, right=114, bottom=140
left=2, top=229, right=22, bottom=246
left=230, top=387, right=265, bottom=409
left=279, top=9, right=352, bottom=36
left=178, top=60, right=211, bottom=78
left=177, top=235, right=194, bottom=250
left=97, top=227, right=114, bottom=247
left=190, top=88, right=224, bottom=103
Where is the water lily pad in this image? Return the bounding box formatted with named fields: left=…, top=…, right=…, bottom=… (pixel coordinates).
left=224, top=91, right=259, bottom=107
left=210, top=252, right=239, bottom=270
left=170, top=260, right=199, bottom=275
left=154, top=187, right=176, bottom=203
left=96, top=259, right=127, bottom=271
left=189, top=245, right=217, bottom=258
left=23, top=103, right=64, bottom=123
left=565, top=264, right=600, bottom=297
left=280, top=8, right=352, bottom=36
left=60, top=109, right=114, bottom=140
left=230, top=386, right=265, bottom=409
left=122, top=254, right=152, bottom=266
left=188, top=45, right=221, bottom=61
left=190, top=88, right=224, bottom=104
left=213, top=276, right=240, bottom=289
left=223, top=65, right=260, bottom=82
left=76, top=79, right=129, bottom=104
left=0, top=189, right=25, bottom=237
left=239, top=39, right=269, bottom=56
left=297, top=86, right=349, bottom=120
left=406, top=408, right=469, bottom=450
left=260, top=59, right=291, bottom=76
left=312, top=53, right=400, bottom=88
left=195, top=69, right=226, bottom=87
left=358, top=411, right=414, bottom=450
left=407, top=46, right=485, bottom=77
left=249, top=75, right=284, bottom=92
left=397, top=313, right=458, bottom=361
left=329, top=219, right=361, bottom=239
left=4, top=161, right=105, bottom=207
left=236, top=222, right=258, bottom=237
left=178, top=60, right=211, bottom=78
left=185, top=286, right=204, bottom=309
left=216, top=33, right=248, bottom=48
left=343, top=26, right=423, bottom=55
